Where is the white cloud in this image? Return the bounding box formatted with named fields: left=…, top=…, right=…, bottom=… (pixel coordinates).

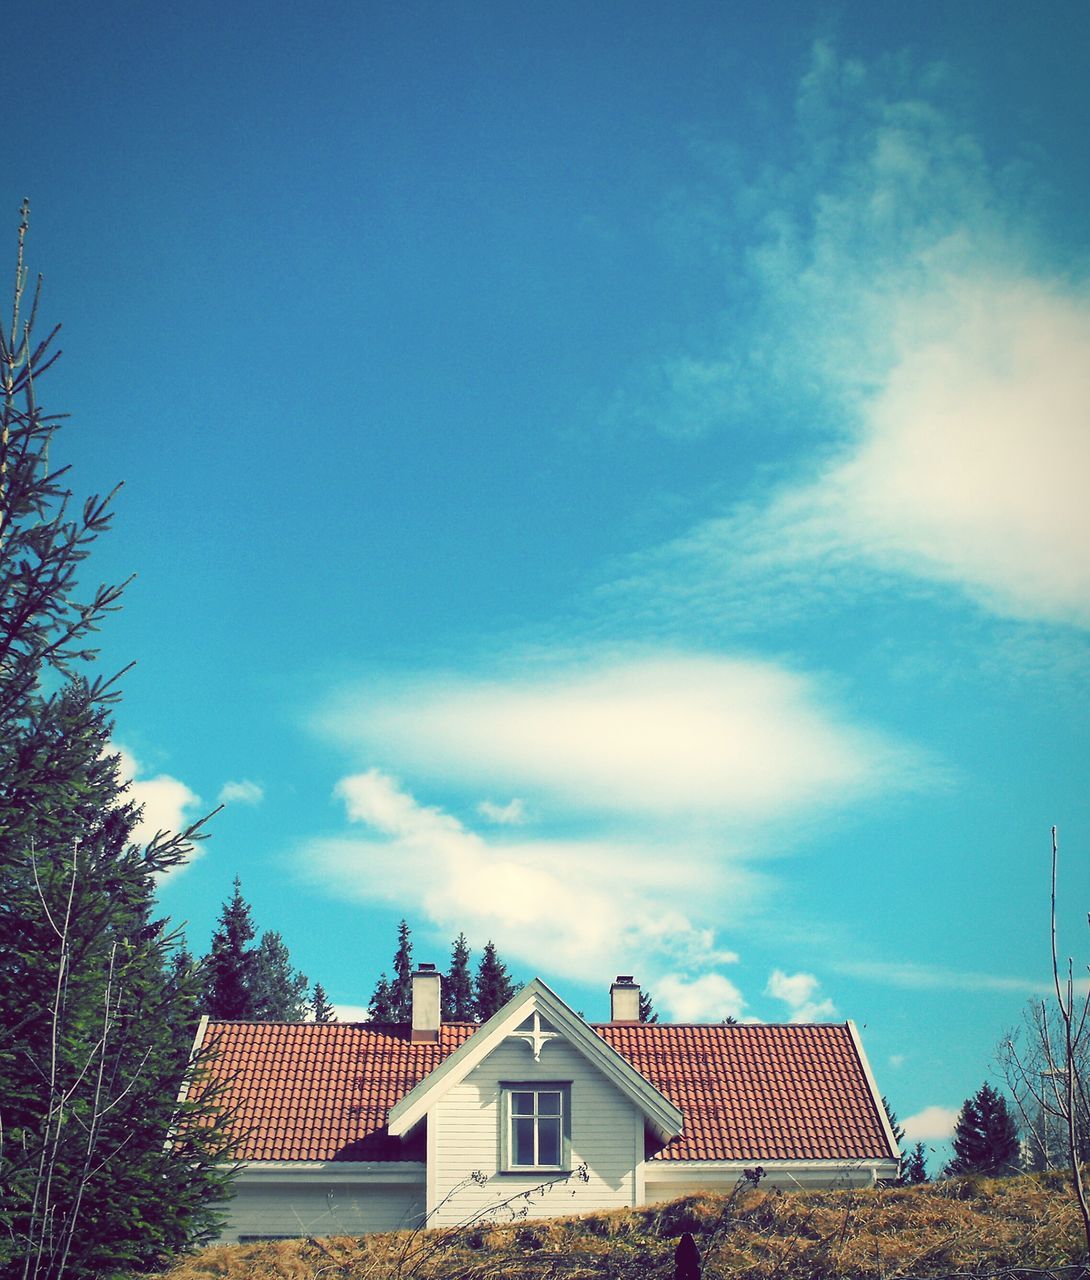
left=477, top=797, right=527, bottom=825
left=218, top=779, right=265, bottom=806
left=321, top=654, right=928, bottom=823
left=112, top=743, right=202, bottom=873
left=310, top=769, right=746, bottom=986
left=614, top=42, right=1090, bottom=631
left=332, top=1003, right=370, bottom=1023
left=765, top=968, right=837, bottom=1022
left=889, top=1054, right=905, bottom=1069
left=311, top=649, right=930, bottom=1006
left=656, top=972, right=745, bottom=1023
left=832, top=958, right=1051, bottom=995
left=902, top=1105, right=960, bottom=1143
left=746, top=277, right=1090, bottom=628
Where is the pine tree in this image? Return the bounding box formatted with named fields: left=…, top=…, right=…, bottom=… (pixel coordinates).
left=369, top=972, right=395, bottom=1021
left=903, top=1142, right=929, bottom=1184
left=639, top=989, right=659, bottom=1024
left=475, top=940, right=517, bottom=1020
left=881, top=1096, right=907, bottom=1151
left=947, top=1082, right=1021, bottom=1177
left=390, top=918, right=414, bottom=1022
left=166, top=941, right=202, bottom=1056
left=444, top=931, right=474, bottom=1021
left=203, top=877, right=258, bottom=1019
left=0, top=207, right=230, bottom=1278
left=250, top=930, right=309, bottom=1020
left=311, top=982, right=336, bottom=1023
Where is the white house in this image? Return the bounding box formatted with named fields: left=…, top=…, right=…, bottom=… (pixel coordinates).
left=191, top=969, right=899, bottom=1242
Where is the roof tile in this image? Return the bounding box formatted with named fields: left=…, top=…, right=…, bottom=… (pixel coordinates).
left=193, top=1019, right=894, bottom=1164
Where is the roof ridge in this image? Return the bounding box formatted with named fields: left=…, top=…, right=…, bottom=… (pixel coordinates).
left=593, top=1021, right=850, bottom=1029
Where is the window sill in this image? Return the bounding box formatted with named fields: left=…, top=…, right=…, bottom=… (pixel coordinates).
left=497, top=1166, right=570, bottom=1176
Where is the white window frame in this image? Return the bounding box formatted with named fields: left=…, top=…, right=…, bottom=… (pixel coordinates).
left=499, top=1081, right=571, bottom=1172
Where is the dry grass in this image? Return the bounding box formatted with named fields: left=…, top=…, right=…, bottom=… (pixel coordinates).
left=151, top=1173, right=1090, bottom=1280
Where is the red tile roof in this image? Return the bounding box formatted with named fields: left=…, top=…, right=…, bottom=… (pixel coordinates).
left=597, top=1022, right=893, bottom=1161
left=195, top=1019, right=894, bottom=1164
left=195, top=1022, right=476, bottom=1162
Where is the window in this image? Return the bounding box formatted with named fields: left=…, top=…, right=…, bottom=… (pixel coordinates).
left=501, top=1082, right=571, bottom=1171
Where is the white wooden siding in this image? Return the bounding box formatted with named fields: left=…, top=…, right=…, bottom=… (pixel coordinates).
left=219, top=1172, right=425, bottom=1242
left=429, top=1036, right=643, bottom=1227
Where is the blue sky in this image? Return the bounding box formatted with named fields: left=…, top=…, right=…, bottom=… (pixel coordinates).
left=10, top=1, right=1089, bottom=1168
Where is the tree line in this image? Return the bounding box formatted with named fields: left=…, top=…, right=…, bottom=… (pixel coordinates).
left=367, top=920, right=520, bottom=1023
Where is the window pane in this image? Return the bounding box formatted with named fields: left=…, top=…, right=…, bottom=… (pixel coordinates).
left=538, top=1117, right=561, bottom=1165
left=538, top=1091, right=562, bottom=1116
left=513, top=1117, right=536, bottom=1165
left=511, top=1092, right=535, bottom=1116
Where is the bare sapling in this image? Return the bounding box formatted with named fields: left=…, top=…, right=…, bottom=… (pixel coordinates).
left=1048, top=826, right=1090, bottom=1258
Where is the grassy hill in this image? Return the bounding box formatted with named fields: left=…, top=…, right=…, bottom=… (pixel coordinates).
left=154, top=1174, right=1089, bottom=1280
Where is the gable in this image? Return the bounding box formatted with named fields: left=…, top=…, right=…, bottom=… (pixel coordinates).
left=387, top=979, right=683, bottom=1143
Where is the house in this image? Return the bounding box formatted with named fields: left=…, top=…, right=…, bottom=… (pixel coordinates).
left=191, top=968, right=899, bottom=1243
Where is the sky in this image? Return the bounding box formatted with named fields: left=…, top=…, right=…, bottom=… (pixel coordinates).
left=8, top=0, right=1090, bottom=1172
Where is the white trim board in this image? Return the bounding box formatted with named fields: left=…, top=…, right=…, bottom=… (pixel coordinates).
left=846, top=1020, right=901, bottom=1161
left=388, top=978, right=682, bottom=1143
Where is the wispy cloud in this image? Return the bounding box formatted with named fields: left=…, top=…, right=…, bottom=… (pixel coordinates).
left=608, top=41, right=1090, bottom=632
left=218, top=779, right=265, bottom=806
left=832, top=958, right=1051, bottom=996
left=477, top=797, right=527, bottom=826
left=319, top=653, right=932, bottom=823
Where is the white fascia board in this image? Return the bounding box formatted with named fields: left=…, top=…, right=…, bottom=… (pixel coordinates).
left=230, top=1161, right=426, bottom=1184
left=846, top=1020, right=901, bottom=1160
left=175, top=1014, right=210, bottom=1107
left=388, top=978, right=682, bottom=1141
left=645, top=1158, right=898, bottom=1180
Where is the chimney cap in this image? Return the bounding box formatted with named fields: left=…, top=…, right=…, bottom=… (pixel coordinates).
left=612, top=975, right=637, bottom=986
left=415, top=962, right=438, bottom=974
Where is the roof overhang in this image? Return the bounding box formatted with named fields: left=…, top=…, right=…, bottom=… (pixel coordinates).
left=846, top=1020, right=902, bottom=1162
left=388, top=978, right=683, bottom=1143
left=230, top=1161, right=426, bottom=1183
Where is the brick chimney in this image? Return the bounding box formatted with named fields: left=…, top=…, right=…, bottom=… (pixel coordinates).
left=610, top=975, right=640, bottom=1023
left=411, top=963, right=442, bottom=1042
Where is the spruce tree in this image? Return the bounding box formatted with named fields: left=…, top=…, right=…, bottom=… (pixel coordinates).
left=474, top=940, right=517, bottom=1020
left=444, top=931, right=474, bottom=1021
left=390, top=918, right=414, bottom=1022
left=639, top=989, right=659, bottom=1024
left=881, top=1096, right=907, bottom=1151
left=203, top=877, right=258, bottom=1019
left=903, top=1141, right=929, bottom=1184
left=881, top=1095, right=907, bottom=1177
left=311, top=981, right=336, bottom=1022
left=166, top=941, right=202, bottom=1055
left=368, top=972, right=395, bottom=1021
left=947, top=1082, right=1021, bottom=1177
left=250, top=930, right=309, bottom=1020
left=0, top=208, right=230, bottom=1279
